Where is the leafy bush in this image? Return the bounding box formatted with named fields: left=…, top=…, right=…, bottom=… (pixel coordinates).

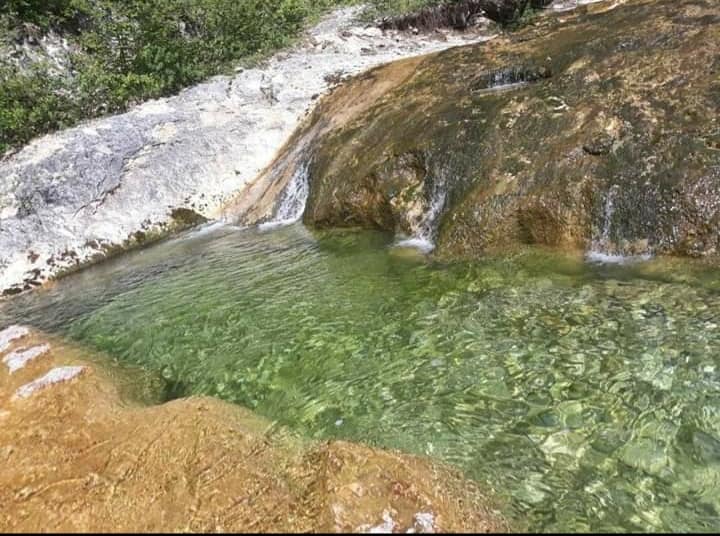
left=1, top=0, right=457, bottom=154
left=361, top=0, right=440, bottom=21
left=1, top=0, right=89, bottom=30
left=0, top=64, right=77, bottom=153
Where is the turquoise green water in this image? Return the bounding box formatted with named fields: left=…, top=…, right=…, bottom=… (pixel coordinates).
left=3, top=223, right=720, bottom=532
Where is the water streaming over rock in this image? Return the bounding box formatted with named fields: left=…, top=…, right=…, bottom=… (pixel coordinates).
left=259, top=161, right=311, bottom=230
left=472, top=65, right=552, bottom=94
left=395, top=168, right=449, bottom=253
left=586, top=184, right=619, bottom=261
left=586, top=185, right=651, bottom=264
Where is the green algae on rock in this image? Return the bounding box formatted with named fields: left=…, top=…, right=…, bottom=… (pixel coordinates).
left=254, top=0, right=720, bottom=261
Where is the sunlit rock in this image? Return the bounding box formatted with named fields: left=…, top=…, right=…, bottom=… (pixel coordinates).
left=0, top=325, right=29, bottom=352
left=2, top=344, right=50, bottom=374
left=0, top=328, right=508, bottom=532
left=260, top=0, right=720, bottom=263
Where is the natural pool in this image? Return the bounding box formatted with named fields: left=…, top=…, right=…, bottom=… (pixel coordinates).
left=3, top=223, right=720, bottom=532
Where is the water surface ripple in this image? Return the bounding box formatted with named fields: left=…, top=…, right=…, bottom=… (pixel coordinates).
left=3, top=224, right=720, bottom=532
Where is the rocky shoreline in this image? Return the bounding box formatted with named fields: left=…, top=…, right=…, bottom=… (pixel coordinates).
left=0, top=325, right=508, bottom=533
left=0, top=1, right=625, bottom=299
left=0, top=6, right=497, bottom=298
left=239, top=0, right=720, bottom=262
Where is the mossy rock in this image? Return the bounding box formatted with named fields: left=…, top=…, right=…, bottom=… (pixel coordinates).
left=282, top=0, right=720, bottom=260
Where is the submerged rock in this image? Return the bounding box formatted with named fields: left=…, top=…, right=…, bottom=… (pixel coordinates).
left=251, top=0, right=720, bottom=261
left=0, top=325, right=29, bottom=352
left=0, top=329, right=508, bottom=532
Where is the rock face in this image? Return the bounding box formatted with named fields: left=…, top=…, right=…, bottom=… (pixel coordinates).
left=0, top=7, right=496, bottom=298
left=252, top=0, right=720, bottom=261
left=0, top=326, right=507, bottom=533
left=0, top=23, right=80, bottom=79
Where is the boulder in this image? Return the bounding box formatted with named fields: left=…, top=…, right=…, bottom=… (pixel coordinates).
left=252, top=0, right=720, bottom=261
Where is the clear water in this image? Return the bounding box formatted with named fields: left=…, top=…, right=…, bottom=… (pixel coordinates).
left=3, top=223, right=720, bottom=532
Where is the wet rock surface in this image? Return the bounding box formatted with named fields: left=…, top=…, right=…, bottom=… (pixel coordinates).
left=267, top=0, right=719, bottom=261
left=0, top=326, right=508, bottom=533
left=0, top=7, right=495, bottom=298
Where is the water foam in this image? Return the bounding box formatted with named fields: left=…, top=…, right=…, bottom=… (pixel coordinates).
left=586, top=185, right=653, bottom=264
left=585, top=251, right=653, bottom=265
left=259, top=161, right=311, bottom=230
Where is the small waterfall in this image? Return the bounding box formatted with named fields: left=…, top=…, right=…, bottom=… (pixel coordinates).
left=598, top=183, right=618, bottom=248
left=395, top=170, right=448, bottom=253
left=258, top=161, right=311, bottom=230
left=586, top=185, right=651, bottom=264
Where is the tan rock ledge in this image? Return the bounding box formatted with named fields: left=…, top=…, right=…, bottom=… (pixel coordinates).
left=0, top=329, right=509, bottom=533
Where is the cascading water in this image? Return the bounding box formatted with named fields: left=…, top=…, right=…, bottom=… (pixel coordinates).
left=597, top=184, right=618, bottom=245
left=395, top=168, right=448, bottom=253
left=258, top=160, right=311, bottom=230
left=586, top=184, right=651, bottom=264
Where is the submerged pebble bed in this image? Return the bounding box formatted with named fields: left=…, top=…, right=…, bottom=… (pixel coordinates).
left=3, top=223, right=720, bottom=532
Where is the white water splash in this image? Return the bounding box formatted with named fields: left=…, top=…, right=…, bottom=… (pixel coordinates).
left=0, top=325, right=29, bottom=353
left=259, top=161, right=311, bottom=230
left=3, top=344, right=50, bottom=373
left=13, top=366, right=86, bottom=400
left=585, top=251, right=653, bottom=265
left=393, top=169, right=448, bottom=253
left=586, top=185, right=652, bottom=264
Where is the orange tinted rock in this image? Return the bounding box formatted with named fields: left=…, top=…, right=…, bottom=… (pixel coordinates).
left=0, top=330, right=508, bottom=533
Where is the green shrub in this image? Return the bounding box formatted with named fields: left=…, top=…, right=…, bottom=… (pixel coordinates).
left=1, top=0, right=459, bottom=154
left=0, top=64, right=80, bottom=153
left=1, top=0, right=91, bottom=30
